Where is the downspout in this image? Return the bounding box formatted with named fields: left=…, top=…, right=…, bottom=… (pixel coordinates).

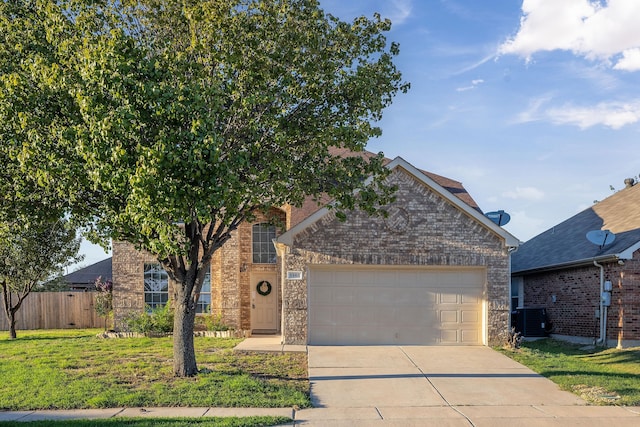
left=274, top=240, right=288, bottom=345
left=593, top=260, right=605, bottom=345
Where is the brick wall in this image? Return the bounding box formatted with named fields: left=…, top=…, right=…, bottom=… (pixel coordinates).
left=522, top=250, right=640, bottom=346
left=113, top=208, right=286, bottom=333
left=281, top=168, right=511, bottom=345
left=112, top=241, right=167, bottom=329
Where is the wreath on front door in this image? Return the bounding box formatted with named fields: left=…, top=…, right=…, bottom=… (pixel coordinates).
left=256, top=280, right=272, bottom=296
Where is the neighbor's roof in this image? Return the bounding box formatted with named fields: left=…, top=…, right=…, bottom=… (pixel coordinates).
left=512, top=182, right=640, bottom=274
left=63, top=257, right=112, bottom=287
left=289, top=149, right=481, bottom=227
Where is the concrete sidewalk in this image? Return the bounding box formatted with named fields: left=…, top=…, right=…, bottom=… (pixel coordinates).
left=0, top=407, right=294, bottom=422
left=3, top=404, right=640, bottom=426
left=233, top=335, right=307, bottom=353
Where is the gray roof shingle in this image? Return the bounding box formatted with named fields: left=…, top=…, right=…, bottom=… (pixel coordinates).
left=63, top=257, right=112, bottom=288
left=512, top=182, right=640, bottom=274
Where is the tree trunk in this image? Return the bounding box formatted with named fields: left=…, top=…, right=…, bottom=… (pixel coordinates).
left=173, top=297, right=198, bottom=377
left=1, top=285, right=17, bottom=339
left=9, top=312, right=17, bottom=339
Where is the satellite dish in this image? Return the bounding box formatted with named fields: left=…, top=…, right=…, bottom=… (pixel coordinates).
left=586, top=230, right=616, bottom=248
left=485, top=210, right=511, bottom=226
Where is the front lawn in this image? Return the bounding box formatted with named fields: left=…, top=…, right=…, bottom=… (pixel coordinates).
left=0, top=329, right=310, bottom=410
left=499, top=339, right=640, bottom=405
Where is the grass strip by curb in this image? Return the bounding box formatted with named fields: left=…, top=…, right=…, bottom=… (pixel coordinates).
left=499, top=339, right=640, bottom=406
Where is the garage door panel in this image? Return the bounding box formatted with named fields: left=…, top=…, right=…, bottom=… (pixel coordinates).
left=461, top=293, right=481, bottom=304
left=353, top=309, right=377, bottom=324
left=461, top=310, right=479, bottom=323
left=309, top=306, right=335, bottom=326
left=461, top=329, right=479, bottom=343
left=439, top=310, right=458, bottom=323
left=374, top=270, right=399, bottom=285
left=310, top=287, right=333, bottom=303
left=333, top=288, right=355, bottom=304
left=392, top=271, right=419, bottom=286
left=353, top=270, right=377, bottom=285
left=309, top=267, right=484, bottom=345
left=439, top=293, right=459, bottom=304
left=312, top=269, right=337, bottom=283
left=440, top=330, right=458, bottom=344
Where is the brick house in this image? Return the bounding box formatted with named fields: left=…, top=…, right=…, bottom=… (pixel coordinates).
left=113, top=156, right=519, bottom=345
left=511, top=179, right=640, bottom=348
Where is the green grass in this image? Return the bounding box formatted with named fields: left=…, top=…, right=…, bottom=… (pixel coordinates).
left=499, top=339, right=640, bottom=405
left=0, top=417, right=291, bottom=427
left=0, top=329, right=310, bottom=411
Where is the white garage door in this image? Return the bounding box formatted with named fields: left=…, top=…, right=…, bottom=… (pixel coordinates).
left=308, top=266, right=485, bottom=345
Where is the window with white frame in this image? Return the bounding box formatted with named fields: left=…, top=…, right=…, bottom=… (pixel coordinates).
left=144, top=263, right=169, bottom=310
left=252, top=223, right=276, bottom=264
left=197, top=273, right=211, bottom=314
left=144, top=264, right=212, bottom=313
left=511, top=277, right=523, bottom=311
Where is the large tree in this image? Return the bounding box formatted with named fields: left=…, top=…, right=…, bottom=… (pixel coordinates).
left=0, top=0, right=408, bottom=376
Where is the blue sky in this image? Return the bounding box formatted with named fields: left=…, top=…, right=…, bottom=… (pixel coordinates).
left=76, top=0, right=640, bottom=269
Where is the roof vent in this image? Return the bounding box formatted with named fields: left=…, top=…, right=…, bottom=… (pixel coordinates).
left=624, top=178, right=635, bottom=188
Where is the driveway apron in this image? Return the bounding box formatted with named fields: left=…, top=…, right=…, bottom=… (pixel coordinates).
left=306, top=346, right=585, bottom=408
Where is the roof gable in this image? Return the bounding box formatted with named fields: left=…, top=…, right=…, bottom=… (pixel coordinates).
left=512, top=183, right=640, bottom=273
left=279, top=157, right=519, bottom=247
left=289, top=151, right=481, bottom=228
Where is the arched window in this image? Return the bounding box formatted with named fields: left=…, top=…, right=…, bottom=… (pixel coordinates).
left=252, top=223, right=276, bottom=264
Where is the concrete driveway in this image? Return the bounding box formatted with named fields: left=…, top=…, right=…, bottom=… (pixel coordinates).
left=295, top=346, right=640, bottom=426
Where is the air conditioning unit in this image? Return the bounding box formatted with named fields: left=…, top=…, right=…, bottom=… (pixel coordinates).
left=514, top=308, right=547, bottom=337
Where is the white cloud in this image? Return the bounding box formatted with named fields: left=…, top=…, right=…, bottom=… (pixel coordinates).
left=388, top=0, right=412, bottom=25
left=500, top=0, right=640, bottom=71
left=514, top=95, right=640, bottom=129
left=453, top=53, right=495, bottom=75
left=514, top=93, right=554, bottom=123
left=455, top=78, right=484, bottom=92
left=502, top=187, right=545, bottom=201
left=547, top=100, right=640, bottom=129
left=613, top=48, right=640, bottom=71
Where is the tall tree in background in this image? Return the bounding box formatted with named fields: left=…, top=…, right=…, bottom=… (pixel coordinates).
left=0, top=0, right=408, bottom=375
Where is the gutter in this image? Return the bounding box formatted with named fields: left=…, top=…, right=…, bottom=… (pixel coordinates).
left=512, top=254, right=620, bottom=276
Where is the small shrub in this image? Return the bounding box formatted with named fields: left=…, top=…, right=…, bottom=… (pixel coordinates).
left=94, top=276, right=113, bottom=331
left=203, top=312, right=231, bottom=331
left=123, top=304, right=174, bottom=334
left=503, top=327, right=523, bottom=350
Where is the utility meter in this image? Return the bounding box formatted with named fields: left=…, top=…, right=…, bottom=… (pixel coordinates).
left=601, top=291, right=611, bottom=307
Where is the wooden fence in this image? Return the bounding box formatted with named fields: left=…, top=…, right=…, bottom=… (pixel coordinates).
left=0, top=292, right=104, bottom=331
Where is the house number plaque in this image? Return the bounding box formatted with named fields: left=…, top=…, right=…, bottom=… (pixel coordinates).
left=287, top=271, right=303, bottom=280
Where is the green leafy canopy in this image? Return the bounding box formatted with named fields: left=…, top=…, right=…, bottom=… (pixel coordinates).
left=1, top=0, right=408, bottom=373
left=1, top=0, right=408, bottom=260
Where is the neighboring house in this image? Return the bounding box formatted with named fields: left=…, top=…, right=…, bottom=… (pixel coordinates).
left=113, top=156, right=519, bottom=346
left=511, top=179, right=640, bottom=348
left=61, top=258, right=112, bottom=291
